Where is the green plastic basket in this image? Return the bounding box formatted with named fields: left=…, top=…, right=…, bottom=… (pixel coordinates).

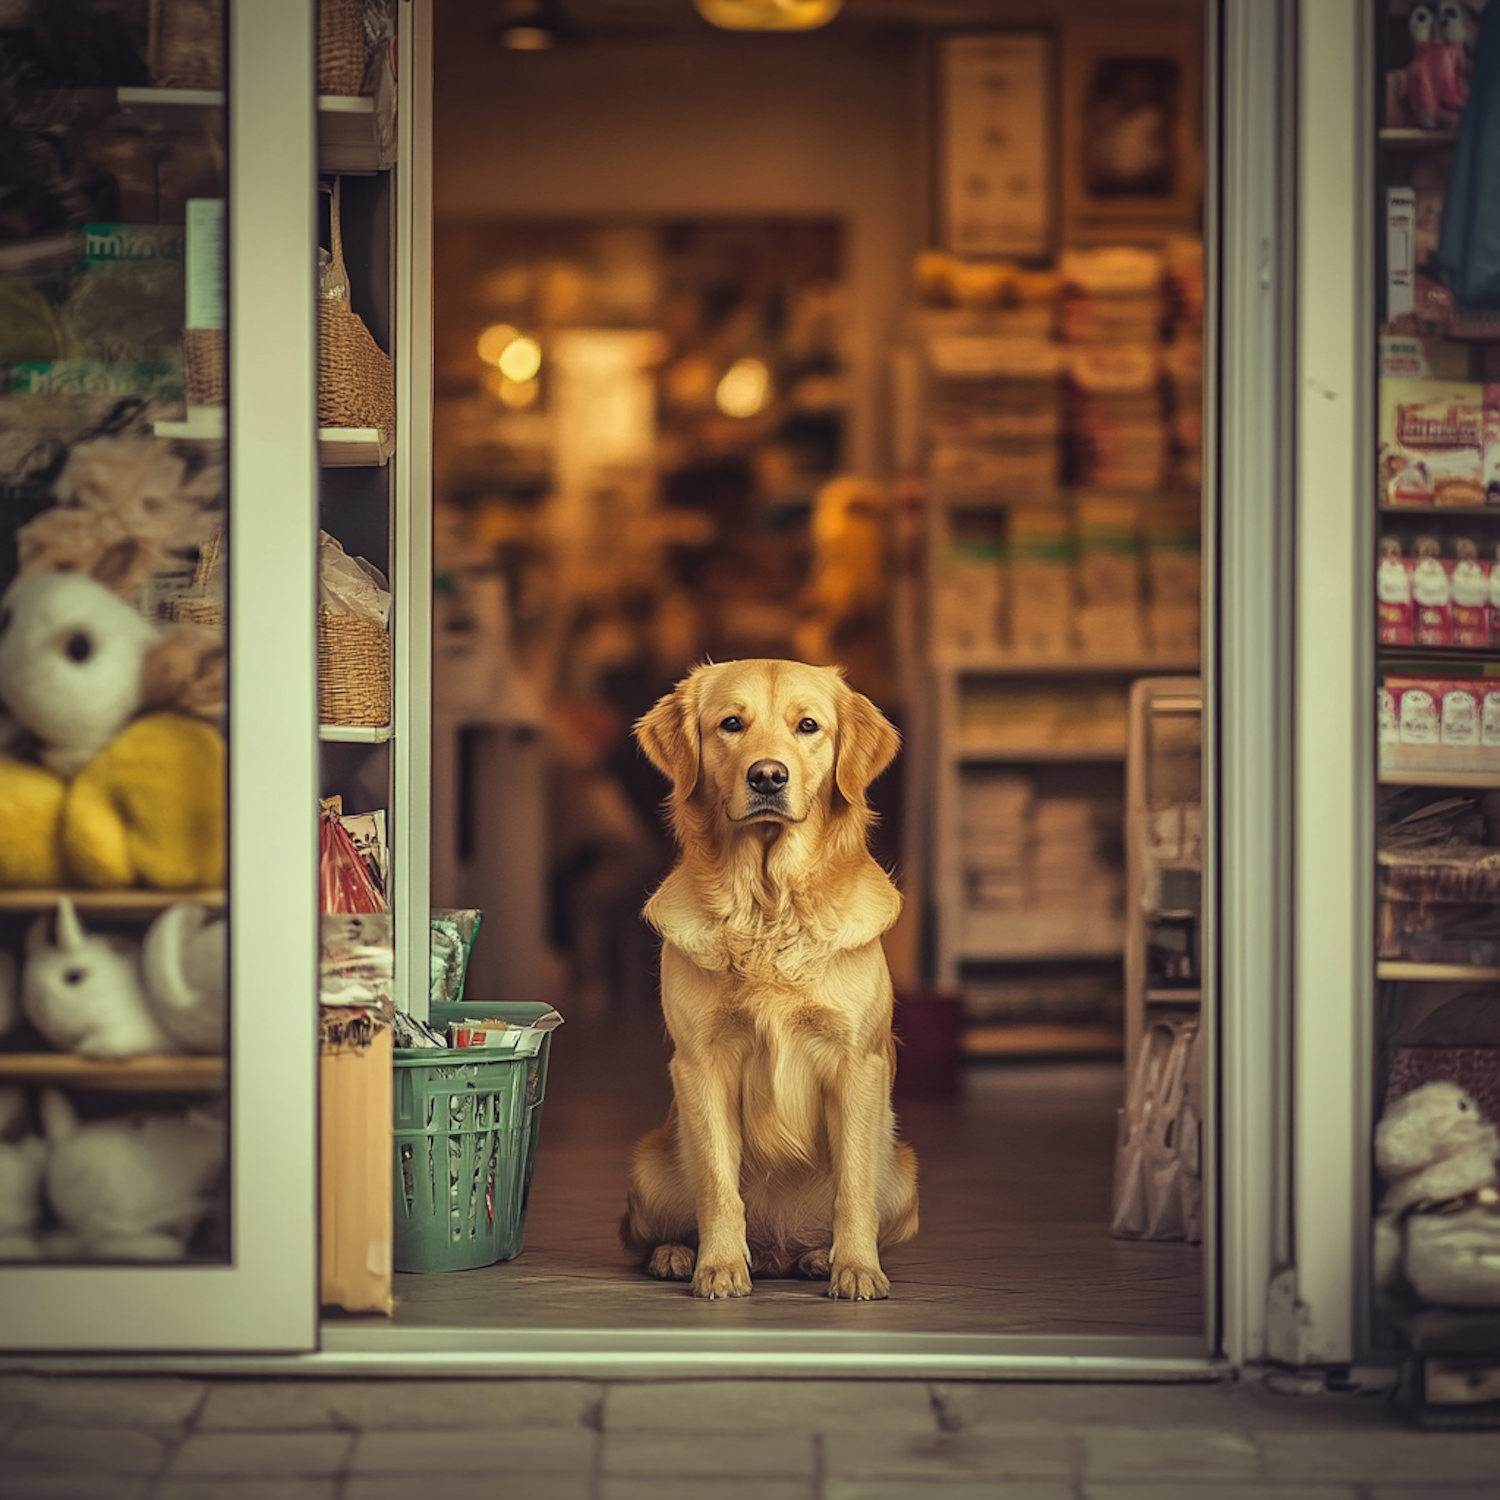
left=392, top=1001, right=554, bottom=1274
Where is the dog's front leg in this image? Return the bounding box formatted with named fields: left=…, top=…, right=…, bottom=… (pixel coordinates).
left=670, top=1053, right=753, bottom=1298
left=827, top=1049, right=892, bottom=1300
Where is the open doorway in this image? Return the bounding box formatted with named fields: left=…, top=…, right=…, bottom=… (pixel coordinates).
left=413, top=0, right=1206, bottom=1342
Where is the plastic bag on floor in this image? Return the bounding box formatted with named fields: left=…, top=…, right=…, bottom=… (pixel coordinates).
left=1112, top=1018, right=1202, bottom=1243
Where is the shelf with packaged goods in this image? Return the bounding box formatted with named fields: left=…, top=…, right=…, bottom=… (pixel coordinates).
left=1378, top=646, right=1500, bottom=665
left=320, top=723, right=394, bottom=744
left=962, top=1023, right=1122, bottom=1059
left=1379, top=506, right=1500, bottom=517
left=0, top=1054, right=224, bottom=1092
left=936, top=653, right=1200, bottom=676
left=1379, top=768, right=1500, bottom=789
left=950, top=743, right=1126, bottom=764
left=1379, top=127, right=1459, bottom=145
left=113, top=90, right=393, bottom=172
left=960, top=910, right=1124, bottom=963
left=1377, top=961, right=1500, bottom=983
left=0, top=889, right=223, bottom=915
left=153, top=411, right=392, bottom=467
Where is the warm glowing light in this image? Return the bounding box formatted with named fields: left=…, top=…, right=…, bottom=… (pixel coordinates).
left=477, top=323, right=519, bottom=365
left=499, top=377, right=539, bottom=409
left=498, top=335, right=543, bottom=383
left=693, top=0, right=842, bottom=31
left=715, top=357, right=772, bottom=418
left=502, top=25, right=553, bottom=49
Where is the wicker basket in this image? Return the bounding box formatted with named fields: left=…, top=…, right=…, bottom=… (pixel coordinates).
left=319, top=606, right=391, bottom=728
left=319, top=180, right=396, bottom=440
left=149, top=0, right=224, bottom=89
left=318, top=0, right=368, bottom=96
left=183, top=327, right=226, bottom=407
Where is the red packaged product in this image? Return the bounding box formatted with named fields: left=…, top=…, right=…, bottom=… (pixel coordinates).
left=1412, top=536, right=1453, bottom=646
left=319, top=809, right=388, bottom=915
left=1378, top=537, right=1414, bottom=646
left=1452, top=538, right=1492, bottom=648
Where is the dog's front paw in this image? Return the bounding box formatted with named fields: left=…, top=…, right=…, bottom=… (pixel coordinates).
left=648, top=1243, right=696, bottom=1280
left=828, top=1261, right=890, bottom=1301
left=692, top=1259, right=753, bottom=1299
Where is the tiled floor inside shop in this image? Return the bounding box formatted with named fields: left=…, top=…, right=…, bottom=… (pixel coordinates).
left=384, top=1018, right=1203, bottom=1336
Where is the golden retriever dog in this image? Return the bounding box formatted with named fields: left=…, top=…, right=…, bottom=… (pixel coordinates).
left=619, top=659, right=918, bottom=1300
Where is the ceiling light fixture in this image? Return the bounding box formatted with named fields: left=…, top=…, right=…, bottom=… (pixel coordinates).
left=495, top=0, right=575, bottom=51
left=693, top=0, right=842, bottom=31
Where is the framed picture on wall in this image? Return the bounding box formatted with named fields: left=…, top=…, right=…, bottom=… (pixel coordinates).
left=936, top=31, right=1055, bottom=261
left=1061, top=20, right=1202, bottom=240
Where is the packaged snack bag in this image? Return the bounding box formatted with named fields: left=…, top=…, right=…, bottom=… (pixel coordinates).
left=1412, top=536, right=1453, bottom=646
left=1453, top=538, right=1493, bottom=648
left=1379, top=379, right=1485, bottom=508
left=1378, top=537, right=1415, bottom=645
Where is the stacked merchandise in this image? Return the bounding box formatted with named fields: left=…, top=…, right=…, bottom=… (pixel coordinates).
left=957, top=677, right=1129, bottom=754
left=1164, top=237, right=1205, bottom=489
left=1144, top=493, right=1202, bottom=657
left=959, top=771, right=1124, bottom=951
left=1061, top=247, right=1170, bottom=492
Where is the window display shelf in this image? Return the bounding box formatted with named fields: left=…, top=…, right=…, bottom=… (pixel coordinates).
left=114, top=90, right=391, bottom=172
left=963, top=1023, right=1122, bottom=1059
left=1377, top=961, right=1500, bottom=983
left=0, top=1054, right=224, bottom=1092
left=937, top=653, right=1200, bottom=676
left=1147, top=988, right=1202, bottom=1005
left=0, top=889, right=224, bottom=914
left=951, top=743, right=1127, bottom=763
left=154, top=411, right=392, bottom=467
left=1378, top=768, right=1500, bottom=789
left=319, top=723, right=393, bottom=743
left=1379, top=127, right=1459, bottom=145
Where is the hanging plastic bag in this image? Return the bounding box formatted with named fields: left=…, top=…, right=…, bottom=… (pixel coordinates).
left=1113, top=1019, right=1202, bottom=1243
left=319, top=807, right=387, bottom=914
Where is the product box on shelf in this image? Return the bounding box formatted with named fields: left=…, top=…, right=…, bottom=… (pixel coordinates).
left=1380, top=674, right=1500, bottom=774
left=1379, top=379, right=1497, bottom=509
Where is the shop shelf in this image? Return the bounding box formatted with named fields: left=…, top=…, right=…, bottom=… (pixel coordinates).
left=961, top=909, right=1124, bottom=962
left=1377, top=961, right=1500, bottom=983
left=951, top=743, right=1127, bottom=763
left=962, top=1022, right=1122, bottom=1058
left=320, top=723, right=394, bottom=743
left=1147, top=988, right=1202, bottom=1005
left=0, top=889, right=224, bottom=914
left=0, top=1054, right=224, bottom=1092
left=319, top=428, right=394, bottom=467
left=114, top=90, right=392, bottom=172
left=1378, top=768, right=1500, bottom=789
left=937, top=653, right=1199, bottom=676
left=1379, top=127, right=1459, bottom=144
left=1379, top=505, right=1500, bottom=517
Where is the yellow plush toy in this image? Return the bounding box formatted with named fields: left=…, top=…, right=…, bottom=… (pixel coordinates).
left=61, top=714, right=225, bottom=891
left=0, top=757, right=67, bottom=888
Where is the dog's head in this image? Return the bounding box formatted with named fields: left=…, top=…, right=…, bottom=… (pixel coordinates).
left=635, top=659, right=898, bottom=841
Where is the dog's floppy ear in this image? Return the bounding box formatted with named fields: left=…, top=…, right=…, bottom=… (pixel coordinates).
left=834, top=684, right=899, bottom=809
left=635, top=672, right=702, bottom=801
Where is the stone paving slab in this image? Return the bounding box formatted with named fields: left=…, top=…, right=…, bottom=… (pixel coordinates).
left=349, top=1426, right=597, bottom=1474
left=0, top=1479, right=150, bottom=1500
left=825, top=1484, right=1074, bottom=1500
left=601, top=1481, right=815, bottom=1500
left=602, top=1430, right=816, bottom=1478
left=1080, top=1424, right=1263, bottom=1479
left=1258, top=1428, right=1500, bottom=1482
left=196, top=1378, right=602, bottom=1432
left=603, top=1379, right=938, bottom=1433
left=822, top=1429, right=1071, bottom=1481
left=0, top=1377, right=204, bottom=1430
left=154, top=1484, right=338, bottom=1500
left=163, top=1432, right=353, bottom=1480
left=1081, top=1486, right=1356, bottom=1500
left=346, top=1480, right=592, bottom=1500
left=2, top=1426, right=170, bottom=1476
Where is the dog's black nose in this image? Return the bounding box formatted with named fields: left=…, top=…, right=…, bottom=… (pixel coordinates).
left=747, top=759, right=789, bottom=796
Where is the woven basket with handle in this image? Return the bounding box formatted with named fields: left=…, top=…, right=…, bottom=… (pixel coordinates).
left=318, top=0, right=368, bottom=96
left=319, top=180, right=396, bottom=440
left=319, top=606, right=392, bottom=727
left=149, top=0, right=224, bottom=89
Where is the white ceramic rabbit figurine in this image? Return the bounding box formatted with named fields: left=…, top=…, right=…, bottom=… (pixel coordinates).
left=0, top=1090, right=44, bottom=1260
left=142, top=903, right=225, bottom=1054
left=41, top=1091, right=224, bottom=1261
left=23, top=898, right=178, bottom=1059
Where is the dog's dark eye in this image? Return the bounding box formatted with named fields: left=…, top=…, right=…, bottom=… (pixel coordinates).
left=720, top=716, right=743, bottom=733
left=797, top=718, right=819, bottom=734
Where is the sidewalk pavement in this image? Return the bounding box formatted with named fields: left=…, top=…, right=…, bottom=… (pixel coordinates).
left=2, top=1372, right=1500, bottom=1500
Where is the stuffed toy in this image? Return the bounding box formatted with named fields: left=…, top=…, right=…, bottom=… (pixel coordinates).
left=0, top=567, right=225, bottom=891
left=40, top=1091, right=223, bottom=1261
left=141, top=902, right=225, bottom=1054
left=23, top=898, right=179, bottom=1059
left=0, top=1090, right=45, bottom=1261
left=1376, top=1079, right=1499, bottom=1212
left=0, top=569, right=158, bottom=777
